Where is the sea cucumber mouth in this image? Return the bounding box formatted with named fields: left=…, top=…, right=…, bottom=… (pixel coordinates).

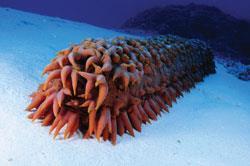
left=26, top=35, right=215, bottom=144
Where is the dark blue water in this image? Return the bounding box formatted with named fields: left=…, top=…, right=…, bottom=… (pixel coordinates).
left=0, top=0, right=250, bottom=28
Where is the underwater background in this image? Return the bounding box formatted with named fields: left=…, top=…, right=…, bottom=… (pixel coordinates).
left=1, top=0, right=250, bottom=28
left=0, top=1, right=249, bottom=166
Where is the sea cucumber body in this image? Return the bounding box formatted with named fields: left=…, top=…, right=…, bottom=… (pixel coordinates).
left=27, top=35, right=215, bottom=144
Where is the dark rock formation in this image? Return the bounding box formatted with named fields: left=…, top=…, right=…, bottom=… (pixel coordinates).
left=122, top=3, right=250, bottom=64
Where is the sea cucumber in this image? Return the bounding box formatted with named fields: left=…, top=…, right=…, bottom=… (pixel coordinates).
left=26, top=35, right=215, bottom=144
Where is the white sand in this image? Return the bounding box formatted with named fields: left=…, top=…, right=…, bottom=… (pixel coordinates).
left=0, top=8, right=250, bottom=166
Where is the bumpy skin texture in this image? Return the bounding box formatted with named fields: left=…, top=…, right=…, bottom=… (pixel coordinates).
left=26, top=35, right=215, bottom=145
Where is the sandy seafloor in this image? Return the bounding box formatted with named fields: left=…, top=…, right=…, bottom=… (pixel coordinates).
left=0, top=7, right=249, bottom=166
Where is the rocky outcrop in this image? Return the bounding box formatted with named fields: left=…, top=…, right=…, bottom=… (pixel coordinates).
left=122, top=3, right=250, bottom=64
